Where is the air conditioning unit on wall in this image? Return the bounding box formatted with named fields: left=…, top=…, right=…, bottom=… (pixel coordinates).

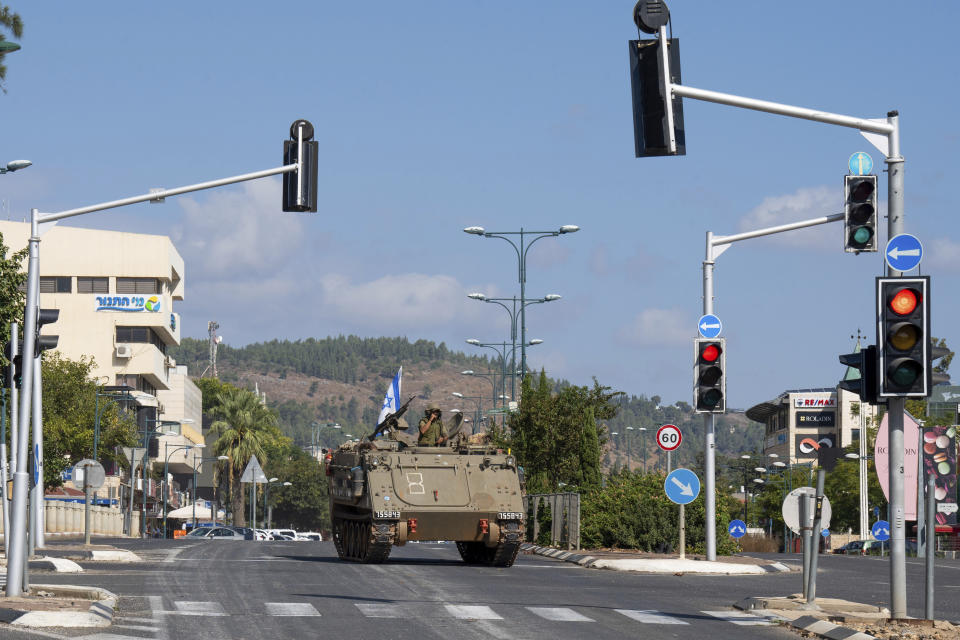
left=115, top=344, right=132, bottom=358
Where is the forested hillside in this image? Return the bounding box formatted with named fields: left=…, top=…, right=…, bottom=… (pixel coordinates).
left=169, top=336, right=763, bottom=467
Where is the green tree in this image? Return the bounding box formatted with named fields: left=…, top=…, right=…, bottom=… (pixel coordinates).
left=40, top=353, right=139, bottom=488
left=0, top=230, right=27, bottom=349
left=266, top=447, right=329, bottom=532
left=208, top=385, right=282, bottom=526
left=0, top=5, right=23, bottom=90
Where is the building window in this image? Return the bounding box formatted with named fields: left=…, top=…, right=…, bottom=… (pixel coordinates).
left=77, top=277, right=109, bottom=293
left=115, top=326, right=167, bottom=354
left=116, top=277, right=161, bottom=294
left=115, top=374, right=157, bottom=397
left=39, top=276, right=71, bottom=293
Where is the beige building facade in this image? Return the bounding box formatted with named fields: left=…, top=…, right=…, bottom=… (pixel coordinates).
left=0, top=222, right=203, bottom=483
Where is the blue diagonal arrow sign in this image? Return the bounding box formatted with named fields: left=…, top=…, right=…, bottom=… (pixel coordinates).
left=664, top=468, right=701, bottom=505
left=728, top=519, right=746, bottom=538
left=885, top=234, right=922, bottom=272
left=871, top=520, right=891, bottom=542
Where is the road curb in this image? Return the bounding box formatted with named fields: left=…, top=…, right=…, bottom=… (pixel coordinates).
left=779, top=613, right=876, bottom=640
left=4, top=584, right=116, bottom=628
left=28, top=556, right=84, bottom=573
left=522, top=544, right=795, bottom=573
left=39, top=548, right=141, bottom=563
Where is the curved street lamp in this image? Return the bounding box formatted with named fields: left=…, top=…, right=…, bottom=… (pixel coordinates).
left=263, top=478, right=293, bottom=528
left=463, top=225, right=578, bottom=381
left=163, top=443, right=204, bottom=538
left=192, top=453, right=229, bottom=528
left=0, top=159, right=31, bottom=175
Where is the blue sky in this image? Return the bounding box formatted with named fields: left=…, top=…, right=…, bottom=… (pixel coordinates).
left=2, top=1, right=959, bottom=410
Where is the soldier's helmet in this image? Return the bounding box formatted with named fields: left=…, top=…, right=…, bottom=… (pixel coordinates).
left=426, top=402, right=441, bottom=414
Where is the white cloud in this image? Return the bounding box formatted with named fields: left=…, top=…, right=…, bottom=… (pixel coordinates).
left=173, top=178, right=303, bottom=279
left=617, top=307, right=691, bottom=346
left=738, top=186, right=839, bottom=249
left=927, top=237, right=960, bottom=271
left=317, top=272, right=473, bottom=330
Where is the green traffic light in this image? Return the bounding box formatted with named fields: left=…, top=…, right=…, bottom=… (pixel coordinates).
left=700, top=388, right=722, bottom=408
left=850, top=226, right=873, bottom=246
left=888, top=359, right=922, bottom=388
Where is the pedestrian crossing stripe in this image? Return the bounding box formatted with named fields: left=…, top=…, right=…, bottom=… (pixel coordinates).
left=149, top=599, right=775, bottom=626
left=616, top=609, right=689, bottom=625
left=265, top=602, right=321, bottom=616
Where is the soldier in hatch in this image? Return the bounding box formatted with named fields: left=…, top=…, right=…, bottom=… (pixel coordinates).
left=418, top=403, right=448, bottom=446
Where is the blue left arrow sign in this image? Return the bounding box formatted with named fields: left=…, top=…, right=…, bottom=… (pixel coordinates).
left=698, top=314, right=722, bottom=339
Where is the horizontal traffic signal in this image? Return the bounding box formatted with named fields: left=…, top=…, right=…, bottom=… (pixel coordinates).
left=877, top=277, right=929, bottom=397
left=694, top=338, right=725, bottom=413
left=838, top=344, right=877, bottom=405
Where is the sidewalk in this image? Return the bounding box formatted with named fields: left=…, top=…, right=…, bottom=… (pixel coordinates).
left=0, top=584, right=116, bottom=628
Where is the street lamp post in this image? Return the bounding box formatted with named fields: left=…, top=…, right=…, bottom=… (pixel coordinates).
left=93, top=385, right=134, bottom=460
left=163, top=443, right=204, bottom=538
left=0, top=158, right=31, bottom=174
left=192, top=453, right=228, bottom=528
left=451, top=392, right=484, bottom=429
left=466, top=338, right=544, bottom=402
left=464, top=225, right=578, bottom=384
left=141, top=419, right=187, bottom=538
left=467, top=292, right=561, bottom=396
left=310, top=421, right=341, bottom=459
left=639, top=427, right=648, bottom=473
left=461, top=370, right=500, bottom=411
left=263, top=479, right=292, bottom=529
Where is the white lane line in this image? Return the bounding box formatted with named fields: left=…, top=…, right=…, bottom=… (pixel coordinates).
left=356, top=603, right=409, bottom=618
left=616, top=609, right=689, bottom=625
left=265, top=602, right=321, bottom=616
left=171, top=601, right=227, bottom=616
left=81, top=635, right=157, bottom=640
left=445, top=605, right=503, bottom=620
left=526, top=607, right=594, bottom=622
left=702, top=610, right=775, bottom=626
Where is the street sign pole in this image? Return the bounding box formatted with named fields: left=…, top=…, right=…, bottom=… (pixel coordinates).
left=679, top=503, right=685, bottom=560
left=84, top=468, right=92, bottom=546
left=884, top=112, right=907, bottom=619
left=702, top=240, right=717, bottom=561
left=806, top=469, right=826, bottom=604
left=800, top=494, right=812, bottom=599
left=925, top=474, right=935, bottom=620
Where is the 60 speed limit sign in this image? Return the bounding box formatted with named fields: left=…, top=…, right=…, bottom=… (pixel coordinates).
left=656, top=424, right=682, bottom=452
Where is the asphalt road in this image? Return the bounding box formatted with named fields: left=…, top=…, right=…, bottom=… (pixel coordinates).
left=2, top=540, right=957, bottom=640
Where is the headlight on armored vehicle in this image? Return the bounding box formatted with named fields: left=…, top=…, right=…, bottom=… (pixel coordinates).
left=504, top=456, right=515, bottom=468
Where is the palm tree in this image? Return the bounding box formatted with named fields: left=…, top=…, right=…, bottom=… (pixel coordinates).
left=209, top=386, right=276, bottom=526
left=0, top=5, right=23, bottom=89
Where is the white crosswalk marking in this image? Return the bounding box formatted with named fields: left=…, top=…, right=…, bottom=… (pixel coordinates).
left=172, top=600, right=227, bottom=616
left=616, top=609, right=689, bottom=624
left=356, top=603, right=409, bottom=618
left=112, top=623, right=161, bottom=632
left=265, top=602, right=321, bottom=616
left=702, top=610, right=775, bottom=625
left=526, top=607, right=594, bottom=622
left=82, top=635, right=159, bottom=640
left=445, top=605, right=503, bottom=620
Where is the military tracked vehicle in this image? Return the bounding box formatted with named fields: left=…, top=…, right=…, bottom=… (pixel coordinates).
left=326, top=398, right=525, bottom=566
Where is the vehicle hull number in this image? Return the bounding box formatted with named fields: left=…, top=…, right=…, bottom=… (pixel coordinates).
left=498, top=512, right=523, bottom=520
left=656, top=424, right=682, bottom=452
left=375, top=510, right=400, bottom=519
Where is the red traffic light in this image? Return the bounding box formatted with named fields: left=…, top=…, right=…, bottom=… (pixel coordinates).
left=889, top=288, right=919, bottom=316
left=700, top=343, right=721, bottom=363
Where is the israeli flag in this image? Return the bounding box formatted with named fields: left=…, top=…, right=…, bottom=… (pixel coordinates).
left=377, top=366, right=402, bottom=425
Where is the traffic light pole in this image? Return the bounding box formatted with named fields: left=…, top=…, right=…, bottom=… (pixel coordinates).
left=884, top=114, right=907, bottom=618
left=669, top=74, right=901, bottom=593
left=5, top=150, right=304, bottom=598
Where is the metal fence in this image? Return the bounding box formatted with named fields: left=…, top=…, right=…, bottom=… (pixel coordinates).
left=523, top=492, right=580, bottom=550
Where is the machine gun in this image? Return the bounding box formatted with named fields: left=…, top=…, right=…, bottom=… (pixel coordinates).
left=368, top=394, right=417, bottom=441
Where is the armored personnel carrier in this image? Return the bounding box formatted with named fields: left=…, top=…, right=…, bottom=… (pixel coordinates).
left=326, top=399, right=525, bottom=566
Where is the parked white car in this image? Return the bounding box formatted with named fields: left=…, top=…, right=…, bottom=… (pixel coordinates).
left=296, top=532, right=323, bottom=541
left=267, top=529, right=297, bottom=541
